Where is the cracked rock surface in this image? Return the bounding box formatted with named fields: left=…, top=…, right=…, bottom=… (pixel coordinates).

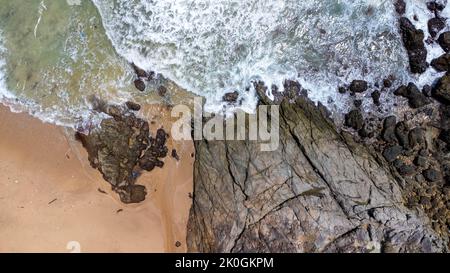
left=187, top=85, right=448, bottom=253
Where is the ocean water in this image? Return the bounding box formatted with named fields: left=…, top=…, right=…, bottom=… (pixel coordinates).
left=0, top=0, right=448, bottom=127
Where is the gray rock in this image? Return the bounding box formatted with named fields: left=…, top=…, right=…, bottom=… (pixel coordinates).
left=187, top=85, right=448, bottom=253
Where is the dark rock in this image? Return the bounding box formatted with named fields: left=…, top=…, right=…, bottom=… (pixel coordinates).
left=383, top=145, right=403, bottom=163
left=358, top=125, right=372, bottom=139
left=439, top=130, right=450, bottom=148
left=431, top=53, right=450, bottom=71
left=158, top=85, right=168, bottom=97
left=428, top=17, right=446, bottom=38
left=414, top=156, right=428, bottom=168
left=432, top=73, right=450, bottom=104
left=345, top=109, right=364, bottom=130
left=223, top=91, right=239, bottom=103
left=139, top=128, right=169, bottom=172
left=338, top=86, right=346, bottom=94
left=419, top=149, right=429, bottom=157
left=349, top=80, right=368, bottom=93
left=396, top=121, right=410, bottom=148
left=438, top=31, right=450, bottom=52
left=399, top=17, right=428, bottom=74
left=134, top=79, right=146, bottom=92
left=394, top=159, right=416, bottom=176
left=427, top=1, right=447, bottom=12
left=75, top=109, right=154, bottom=204
left=382, top=116, right=398, bottom=143
left=371, top=90, right=381, bottom=106
left=409, top=127, right=425, bottom=148
left=394, top=83, right=430, bottom=108
left=354, top=99, right=363, bottom=108
left=125, top=101, right=141, bottom=111
left=172, top=149, right=180, bottom=161
left=188, top=86, right=448, bottom=252
left=395, top=0, right=406, bottom=14
left=440, top=105, right=450, bottom=129
left=383, top=78, right=393, bottom=88
left=422, top=85, right=432, bottom=97
left=423, top=168, right=442, bottom=182
left=131, top=63, right=148, bottom=78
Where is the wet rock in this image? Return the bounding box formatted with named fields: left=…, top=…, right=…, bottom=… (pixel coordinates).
left=438, top=31, right=450, bottom=52
left=427, top=1, right=447, bottom=12
left=428, top=17, right=446, bottom=38
left=382, top=116, right=398, bottom=143
left=431, top=53, right=450, bottom=71
left=134, top=79, right=146, bottom=92
left=394, top=83, right=430, bottom=108
left=158, top=85, right=168, bottom=97
left=345, top=109, right=364, bottom=130
left=125, top=101, right=141, bottom=111
left=349, top=80, right=368, bottom=93
left=423, top=168, right=442, bottom=182
left=223, top=91, right=239, bottom=103
left=358, top=125, right=373, bottom=139
left=396, top=121, right=410, bottom=148
left=439, top=130, right=450, bottom=148
left=395, top=0, right=406, bottom=15
left=432, top=73, right=450, bottom=104
left=399, top=17, right=428, bottom=74
left=172, top=149, right=180, bottom=161
left=371, top=90, right=381, bottom=106
left=409, top=127, right=425, bottom=148
left=440, top=105, right=450, bottom=129
left=383, top=78, right=393, bottom=88
left=383, top=145, right=403, bottom=163
left=75, top=108, right=154, bottom=204
left=422, top=85, right=433, bottom=97
left=394, top=159, right=416, bottom=176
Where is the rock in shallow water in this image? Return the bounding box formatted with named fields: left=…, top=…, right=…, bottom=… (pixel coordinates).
left=399, top=17, right=428, bottom=74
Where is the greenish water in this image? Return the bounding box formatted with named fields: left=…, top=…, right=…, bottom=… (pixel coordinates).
left=0, top=0, right=134, bottom=127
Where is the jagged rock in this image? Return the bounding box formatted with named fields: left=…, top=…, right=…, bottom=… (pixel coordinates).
left=399, top=17, right=428, bottom=74
left=432, top=73, right=450, bottom=104
left=423, top=168, right=442, bottom=182
left=428, top=17, right=446, bottom=38
left=187, top=83, right=448, bottom=253
left=349, top=80, right=368, bottom=93
left=382, top=116, right=398, bottom=143
left=134, top=79, right=146, bottom=92
left=431, top=53, right=450, bottom=71
left=396, top=121, right=410, bottom=148
left=395, top=0, right=406, bottom=15
left=345, top=109, right=364, bottom=130
left=383, top=145, right=403, bottom=163
left=394, top=83, right=430, bottom=108
left=438, top=31, right=450, bottom=52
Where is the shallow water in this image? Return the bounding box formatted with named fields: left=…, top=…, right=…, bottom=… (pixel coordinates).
left=0, top=0, right=448, bottom=126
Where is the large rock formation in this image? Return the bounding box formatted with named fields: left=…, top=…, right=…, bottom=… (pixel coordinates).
left=187, top=84, right=448, bottom=253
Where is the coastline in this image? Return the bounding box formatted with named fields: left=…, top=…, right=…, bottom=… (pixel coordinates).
left=0, top=104, right=193, bottom=253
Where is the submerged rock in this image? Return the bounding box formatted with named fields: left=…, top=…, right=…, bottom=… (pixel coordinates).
left=76, top=103, right=168, bottom=204
left=187, top=81, right=448, bottom=253
left=399, top=17, right=428, bottom=74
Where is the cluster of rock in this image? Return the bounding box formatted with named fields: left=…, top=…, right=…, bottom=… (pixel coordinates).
left=132, top=63, right=156, bottom=92
left=338, top=1, right=450, bottom=241
left=76, top=99, right=168, bottom=204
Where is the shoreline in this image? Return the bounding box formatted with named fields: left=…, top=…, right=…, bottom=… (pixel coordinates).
left=0, top=104, right=193, bottom=253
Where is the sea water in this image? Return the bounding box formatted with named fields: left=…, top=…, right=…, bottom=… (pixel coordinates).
left=0, top=0, right=448, bottom=127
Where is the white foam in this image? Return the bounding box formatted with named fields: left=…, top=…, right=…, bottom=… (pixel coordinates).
left=91, top=0, right=410, bottom=114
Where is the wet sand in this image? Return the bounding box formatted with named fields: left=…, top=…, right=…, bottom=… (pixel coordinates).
left=0, top=104, right=193, bottom=253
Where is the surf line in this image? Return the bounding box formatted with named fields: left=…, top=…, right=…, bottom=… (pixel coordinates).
left=34, top=1, right=47, bottom=39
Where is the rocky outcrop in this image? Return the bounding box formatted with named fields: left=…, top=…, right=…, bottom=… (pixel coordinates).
left=187, top=84, right=448, bottom=253
left=399, top=17, right=428, bottom=74
left=76, top=100, right=168, bottom=204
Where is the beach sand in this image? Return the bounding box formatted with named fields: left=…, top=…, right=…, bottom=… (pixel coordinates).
left=0, top=104, right=193, bottom=253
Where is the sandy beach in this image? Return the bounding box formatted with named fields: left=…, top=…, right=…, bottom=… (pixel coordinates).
left=0, top=104, right=193, bottom=253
